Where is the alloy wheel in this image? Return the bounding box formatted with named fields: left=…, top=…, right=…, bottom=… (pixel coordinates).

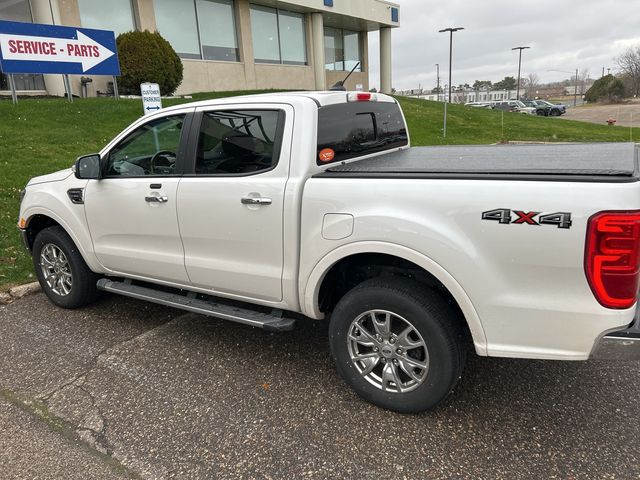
left=39, top=243, right=73, bottom=296
left=347, top=309, right=429, bottom=393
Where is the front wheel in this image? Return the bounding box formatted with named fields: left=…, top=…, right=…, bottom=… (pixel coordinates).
left=329, top=277, right=466, bottom=413
left=33, top=226, right=101, bottom=308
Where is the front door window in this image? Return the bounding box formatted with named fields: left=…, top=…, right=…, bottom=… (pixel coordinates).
left=105, top=115, right=185, bottom=177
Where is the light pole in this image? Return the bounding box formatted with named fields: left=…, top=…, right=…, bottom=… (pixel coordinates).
left=435, top=63, right=440, bottom=102
left=438, top=27, right=464, bottom=138
left=512, top=46, right=530, bottom=100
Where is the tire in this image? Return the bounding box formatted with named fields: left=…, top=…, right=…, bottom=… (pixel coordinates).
left=550, top=109, right=561, bottom=116
left=33, top=225, right=101, bottom=308
left=329, top=277, right=466, bottom=413
left=536, top=109, right=546, bottom=116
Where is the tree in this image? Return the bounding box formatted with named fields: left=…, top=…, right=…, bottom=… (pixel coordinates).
left=616, top=45, right=640, bottom=97
left=494, top=76, right=517, bottom=91
left=578, top=68, right=590, bottom=95
left=431, top=86, right=443, bottom=94
left=472, top=80, right=492, bottom=90
left=116, top=30, right=183, bottom=96
left=584, top=74, right=625, bottom=103
left=524, top=73, right=540, bottom=98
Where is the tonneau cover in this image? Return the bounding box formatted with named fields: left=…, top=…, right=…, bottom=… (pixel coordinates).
left=321, top=143, right=639, bottom=182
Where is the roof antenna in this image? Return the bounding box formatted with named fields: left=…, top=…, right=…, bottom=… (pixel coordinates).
left=329, top=62, right=361, bottom=91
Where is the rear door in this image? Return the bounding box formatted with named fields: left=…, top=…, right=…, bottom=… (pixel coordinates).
left=176, top=104, right=293, bottom=302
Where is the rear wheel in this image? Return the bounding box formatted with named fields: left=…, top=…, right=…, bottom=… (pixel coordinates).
left=329, top=277, right=466, bottom=413
left=33, top=226, right=101, bottom=308
left=536, top=109, right=546, bottom=116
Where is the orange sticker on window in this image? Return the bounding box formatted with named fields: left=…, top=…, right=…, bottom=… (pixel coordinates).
left=319, top=148, right=335, bottom=163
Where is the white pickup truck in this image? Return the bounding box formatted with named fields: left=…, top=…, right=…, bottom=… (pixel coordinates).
left=18, top=91, right=640, bottom=413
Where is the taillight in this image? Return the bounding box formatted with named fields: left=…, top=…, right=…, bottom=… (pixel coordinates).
left=585, top=211, right=640, bottom=309
left=347, top=92, right=377, bottom=102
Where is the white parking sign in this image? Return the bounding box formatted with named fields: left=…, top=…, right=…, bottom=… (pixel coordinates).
left=140, top=82, right=162, bottom=115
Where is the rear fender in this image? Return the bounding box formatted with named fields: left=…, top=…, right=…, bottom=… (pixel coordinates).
left=301, top=241, right=488, bottom=355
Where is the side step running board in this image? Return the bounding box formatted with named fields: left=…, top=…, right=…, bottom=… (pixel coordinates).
left=97, top=278, right=295, bottom=332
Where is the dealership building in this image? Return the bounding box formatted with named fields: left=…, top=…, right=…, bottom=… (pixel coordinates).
left=0, top=0, right=400, bottom=97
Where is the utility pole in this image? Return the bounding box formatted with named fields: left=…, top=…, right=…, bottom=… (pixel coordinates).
left=548, top=68, right=580, bottom=107
left=438, top=27, right=464, bottom=138
left=512, top=46, right=530, bottom=101
left=435, top=63, right=440, bottom=102
left=574, top=68, right=578, bottom=106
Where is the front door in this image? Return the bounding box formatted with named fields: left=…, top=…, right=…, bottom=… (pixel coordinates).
left=84, top=113, right=191, bottom=284
left=177, top=106, right=291, bottom=302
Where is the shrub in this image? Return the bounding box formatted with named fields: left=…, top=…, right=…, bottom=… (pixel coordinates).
left=116, top=30, right=183, bottom=96
left=585, top=74, right=626, bottom=103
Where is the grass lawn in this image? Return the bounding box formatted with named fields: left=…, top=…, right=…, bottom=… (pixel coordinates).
left=1, top=91, right=639, bottom=289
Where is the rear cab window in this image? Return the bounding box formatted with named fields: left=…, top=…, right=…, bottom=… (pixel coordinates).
left=194, top=110, right=284, bottom=175
left=316, top=100, right=408, bottom=165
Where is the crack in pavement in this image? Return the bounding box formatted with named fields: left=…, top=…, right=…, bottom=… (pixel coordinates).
left=19, top=314, right=193, bottom=479
left=0, top=388, right=139, bottom=479
left=37, top=314, right=189, bottom=403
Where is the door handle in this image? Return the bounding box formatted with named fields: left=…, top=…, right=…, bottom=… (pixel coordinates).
left=241, top=197, right=272, bottom=206
left=145, top=195, right=168, bottom=203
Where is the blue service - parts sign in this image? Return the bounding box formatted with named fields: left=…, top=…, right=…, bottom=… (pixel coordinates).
left=0, top=19, right=120, bottom=76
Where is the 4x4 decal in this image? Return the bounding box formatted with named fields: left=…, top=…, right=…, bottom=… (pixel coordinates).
left=482, top=209, right=572, bottom=229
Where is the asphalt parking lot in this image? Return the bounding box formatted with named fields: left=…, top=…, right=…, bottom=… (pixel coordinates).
left=1, top=292, right=639, bottom=479
left=562, top=101, right=640, bottom=128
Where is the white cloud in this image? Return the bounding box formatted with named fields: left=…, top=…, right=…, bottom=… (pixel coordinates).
left=367, top=0, right=640, bottom=90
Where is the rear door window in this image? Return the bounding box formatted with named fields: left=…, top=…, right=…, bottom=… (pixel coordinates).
left=317, top=101, right=408, bottom=165
left=194, top=110, right=284, bottom=175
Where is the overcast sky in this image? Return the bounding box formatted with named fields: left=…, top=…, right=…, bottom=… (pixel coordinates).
left=368, top=0, right=640, bottom=91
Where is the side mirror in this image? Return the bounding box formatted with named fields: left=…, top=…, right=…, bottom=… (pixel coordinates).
left=74, top=154, right=101, bottom=179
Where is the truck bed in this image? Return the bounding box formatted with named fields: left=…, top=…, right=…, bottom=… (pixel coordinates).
left=319, top=143, right=639, bottom=182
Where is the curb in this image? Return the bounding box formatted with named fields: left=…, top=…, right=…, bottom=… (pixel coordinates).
left=0, top=282, right=41, bottom=305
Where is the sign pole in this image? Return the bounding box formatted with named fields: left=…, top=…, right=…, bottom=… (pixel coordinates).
left=62, top=74, right=73, bottom=102
left=112, top=76, right=120, bottom=100
left=8, top=73, right=18, bottom=104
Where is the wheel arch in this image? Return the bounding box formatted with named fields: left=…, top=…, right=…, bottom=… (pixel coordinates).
left=301, top=242, right=487, bottom=355
left=22, top=208, right=102, bottom=273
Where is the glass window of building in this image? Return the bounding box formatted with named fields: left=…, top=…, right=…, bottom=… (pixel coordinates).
left=154, top=0, right=202, bottom=59
left=0, top=0, right=31, bottom=21
left=343, top=30, right=361, bottom=72
left=250, top=5, right=280, bottom=64
left=0, top=0, right=45, bottom=91
left=324, top=27, right=343, bottom=71
left=279, top=11, right=306, bottom=65
left=324, top=28, right=362, bottom=72
left=78, top=0, right=135, bottom=35
left=250, top=5, right=307, bottom=65
left=196, top=0, right=239, bottom=61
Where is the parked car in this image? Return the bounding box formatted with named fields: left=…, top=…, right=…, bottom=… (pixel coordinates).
left=491, top=100, right=536, bottom=115
left=464, top=101, right=493, bottom=109
left=18, top=91, right=640, bottom=413
left=522, top=99, right=567, bottom=116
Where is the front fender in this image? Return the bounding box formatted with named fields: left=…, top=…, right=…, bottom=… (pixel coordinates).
left=300, top=241, right=488, bottom=356
left=21, top=189, right=103, bottom=274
